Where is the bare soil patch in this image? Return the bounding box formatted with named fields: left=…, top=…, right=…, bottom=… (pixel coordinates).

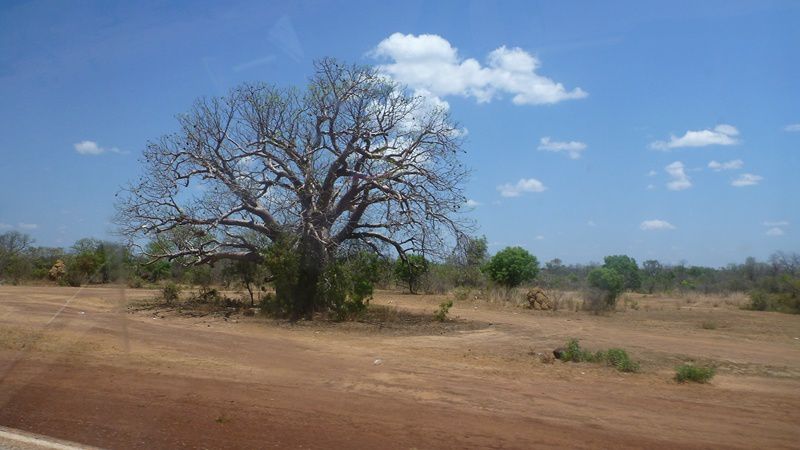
left=1, top=285, right=799, bottom=449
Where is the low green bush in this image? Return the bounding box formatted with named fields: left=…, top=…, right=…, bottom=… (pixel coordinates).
left=675, top=364, right=715, bottom=383
left=558, top=339, right=639, bottom=372
left=434, top=299, right=453, bottom=322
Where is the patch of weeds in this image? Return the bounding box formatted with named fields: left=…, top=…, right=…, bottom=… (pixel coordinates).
left=434, top=299, right=453, bottom=322
left=161, top=282, right=181, bottom=304
left=603, top=348, right=640, bottom=373
left=701, top=320, right=717, bottom=330
left=675, top=364, right=715, bottom=383
left=557, top=339, right=639, bottom=373
left=452, top=287, right=471, bottom=302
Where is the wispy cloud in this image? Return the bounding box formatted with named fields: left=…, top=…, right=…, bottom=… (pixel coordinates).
left=650, top=124, right=739, bottom=150
left=465, top=199, right=481, bottom=208
left=17, top=222, right=38, bottom=230
left=372, top=33, right=587, bottom=106
left=640, top=219, right=676, bottom=231
left=708, top=159, right=743, bottom=171
left=731, top=173, right=763, bottom=187
left=647, top=170, right=657, bottom=177
left=497, top=178, right=546, bottom=197
left=74, top=140, right=125, bottom=156
left=766, top=227, right=784, bottom=236
left=784, top=123, right=800, bottom=132
left=665, top=161, right=691, bottom=191
left=537, top=137, right=587, bottom=159
left=0, top=223, right=11, bottom=229
left=763, top=220, right=789, bottom=227
left=232, top=55, right=276, bottom=72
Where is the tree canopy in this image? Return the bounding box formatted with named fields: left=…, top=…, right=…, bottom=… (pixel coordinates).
left=116, top=59, right=469, bottom=318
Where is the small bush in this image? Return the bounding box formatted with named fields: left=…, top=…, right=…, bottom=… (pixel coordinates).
left=161, top=282, right=181, bottom=304
left=434, top=299, right=453, bottom=322
left=452, top=286, right=472, bottom=302
left=604, top=348, right=639, bottom=373
left=558, top=339, right=639, bottom=372
left=560, top=339, right=600, bottom=363
left=701, top=320, right=717, bottom=330
left=675, top=364, right=715, bottom=383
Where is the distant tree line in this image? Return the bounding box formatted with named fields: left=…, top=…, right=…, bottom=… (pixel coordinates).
left=1, top=230, right=797, bottom=314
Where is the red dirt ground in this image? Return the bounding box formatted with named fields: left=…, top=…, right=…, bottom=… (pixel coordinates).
left=1, top=285, right=799, bottom=449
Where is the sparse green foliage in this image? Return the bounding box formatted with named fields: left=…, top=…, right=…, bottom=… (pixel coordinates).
left=603, top=348, right=640, bottom=372
left=395, top=255, right=429, bottom=294
left=483, top=246, right=539, bottom=289
left=558, top=339, right=639, bottom=373
left=161, top=282, right=181, bottom=304
left=587, top=267, right=624, bottom=309
left=675, top=364, right=715, bottom=383
left=434, top=299, right=453, bottom=321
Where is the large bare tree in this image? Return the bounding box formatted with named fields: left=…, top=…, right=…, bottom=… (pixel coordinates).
left=116, top=59, right=468, bottom=316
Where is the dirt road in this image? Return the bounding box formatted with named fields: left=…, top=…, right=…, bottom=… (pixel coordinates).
left=1, top=286, right=798, bottom=449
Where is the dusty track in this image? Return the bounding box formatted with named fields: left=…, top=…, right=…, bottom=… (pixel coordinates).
left=1, top=286, right=799, bottom=449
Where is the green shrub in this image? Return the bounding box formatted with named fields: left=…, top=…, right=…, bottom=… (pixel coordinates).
left=434, top=299, right=453, bottom=322
left=587, top=267, right=624, bottom=310
left=604, top=348, right=639, bottom=372
left=482, top=246, right=539, bottom=290
left=559, top=339, right=639, bottom=372
left=394, top=255, right=429, bottom=294
left=161, top=282, right=181, bottom=304
left=675, top=364, right=715, bottom=383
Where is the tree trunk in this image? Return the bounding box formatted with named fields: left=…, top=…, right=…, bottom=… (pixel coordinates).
left=290, top=238, right=327, bottom=321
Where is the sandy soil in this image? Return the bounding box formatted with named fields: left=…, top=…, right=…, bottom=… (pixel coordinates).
left=0, top=285, right=799, bottom=449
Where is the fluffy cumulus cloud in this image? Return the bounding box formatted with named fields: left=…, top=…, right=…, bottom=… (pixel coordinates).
left=465, top=199, right=481, bottom=208
left=784, top=123, right=800, bottom=132
left=665, top=161, right=691, bottom=191
left=537, top=137, right=587, bottom=159
left=650, top=124, right=740, bottom=150
left=640, top=220, right=676, bottom=231
left=74, top=140, right=124, bottom=156
left=497, top=178, right=546, bottom=197
left=708, top=159, right=743, bottom=171
left=731, top=173, right=763, bottom=187
left=372, top=33, right=587, bottom=106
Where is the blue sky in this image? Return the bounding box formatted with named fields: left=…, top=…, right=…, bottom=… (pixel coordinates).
left=0, top=0, right=798, bottom=266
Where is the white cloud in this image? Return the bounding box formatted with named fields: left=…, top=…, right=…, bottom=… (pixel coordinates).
left=17, top=223, right=38, bottom=230
left=74, top=140, right=124, bottom=156
left=497, top=178, right=546, bottom=197
left=763, top=220, right=789, bottom=227
left=766, top=227, right=785, bottom=236
left=650, top=124, right=739, bottom=150
left=647, top=170, right=657, bottom=177
left=708, top=159, right=743, bottom=171
left=665, top=161, right=692, bottom=191
left=784, top=123, right=800, bottom=132
left=640, top=219, right=676, bottom=231
left=646, top=184, right=655, bottom=190
left=731, top=173, right=763, bottom=187
left=372, top=33, right=587, bottom=106
left=0, top=223, right=11, bottom=229
left=587, top=220, right=596, bottom=227
left=537, top=137, right=587, bottom=159
left=535, top=235, right=545, bottom=240
left=465, top=199, right=481, bottom=208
